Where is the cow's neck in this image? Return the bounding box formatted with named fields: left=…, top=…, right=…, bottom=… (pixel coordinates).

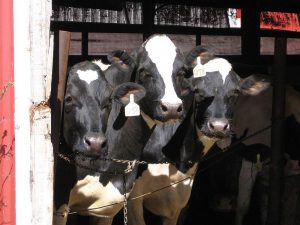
left=95, top=102, right=154, bottom=193
left=195, top=126, right=217, bottom=156
left=145, top=106, right=202, bottom=173
left=106, top=103, right=153, bottom=160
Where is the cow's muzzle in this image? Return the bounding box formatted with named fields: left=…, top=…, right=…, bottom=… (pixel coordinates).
left=160, top=102, right=183, bottom=121
left=83, top=132, right=107, bottom=156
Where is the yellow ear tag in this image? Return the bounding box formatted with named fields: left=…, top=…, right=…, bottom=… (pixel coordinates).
left=125, top=94, right=140, bottom=117
left=255, top=154, right=263, bottom=172
left=193, top=56, right=206, bottom=78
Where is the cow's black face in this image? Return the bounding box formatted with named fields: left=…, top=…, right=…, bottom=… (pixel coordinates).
left=193, top=70, right=241, bottom=139
left=132, top=35, right=190, bottom=122
left=63, top=61, right=112, bottom=157
left=187, top=50, right=270, bottom=140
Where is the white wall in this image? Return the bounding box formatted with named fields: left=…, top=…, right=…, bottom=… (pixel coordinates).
left=14, top=0, right=54, bottom=224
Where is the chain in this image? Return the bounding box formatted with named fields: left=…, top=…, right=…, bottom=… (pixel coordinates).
left=55, top=124, right=272, bottom=218
left=123, top=174, right=128, bottom=225
left=58, top=152, right=183, bottom=174
left=58, top=153, right=123, bottom=175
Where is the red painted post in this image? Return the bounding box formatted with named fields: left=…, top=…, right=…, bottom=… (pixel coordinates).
left=0, top=0, right=16, bottom=224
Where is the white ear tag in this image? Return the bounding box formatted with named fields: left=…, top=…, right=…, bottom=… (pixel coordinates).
left=193, top=57, right=206, bottom=78
left=125, top=94, right=140, bottom=117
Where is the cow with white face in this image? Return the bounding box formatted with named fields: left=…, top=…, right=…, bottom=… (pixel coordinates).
left=54, top=59, right=148, bottom=225
left=186, top=46, right=270, bottom=146
left=55, top=35, right=192, bottom=225
left=130, top=34, right=190, bottom=122
left=185, top=85, right=300, bottom=225
left=126, top=46, right=270, bottom=225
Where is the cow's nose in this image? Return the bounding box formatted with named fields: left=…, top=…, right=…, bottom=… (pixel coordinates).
left=207, top=118, right=230, bottom=133
left=161, top=102, right=183, bottom=119
left=84, top=133, right=107, bottom=154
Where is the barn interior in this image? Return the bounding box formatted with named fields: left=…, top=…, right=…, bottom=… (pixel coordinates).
left=50, top=1, right=300, bottom=225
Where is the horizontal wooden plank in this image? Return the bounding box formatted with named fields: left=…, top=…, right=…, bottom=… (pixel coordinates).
left=50, top=21, right=241, bottom=35
left=50, top=22, right=144, bottom=32
left=53, top=0, right=123, bottom=10
left=51, top=21, right=300, bottom=38
left=261, top=29, right=300, bottom=38
left=132, top=0, right=300, bottom=13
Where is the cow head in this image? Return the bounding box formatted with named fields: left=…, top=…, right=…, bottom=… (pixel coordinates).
left=63, top=60, right=147, bottom=157
left=130, top=34, right=191, bottom=122
left=185, top=46, right=270, bottom=141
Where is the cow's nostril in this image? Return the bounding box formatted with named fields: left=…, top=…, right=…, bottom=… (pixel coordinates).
left=224, top=124, right=229, bottom=130
left=84, top=137, right=91, bottom=146
left=208, top=122, right=214, bottom=130
left=177, top=105, right=183, bottom=113
left=161, top=103, right=168, bottom=112
left=101, top=139, right=107, bottom=149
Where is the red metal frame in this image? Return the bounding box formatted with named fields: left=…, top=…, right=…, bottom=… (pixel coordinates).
left=0, top=0, right=16, bottom=224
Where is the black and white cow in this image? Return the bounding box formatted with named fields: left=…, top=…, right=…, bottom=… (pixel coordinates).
left=183, top=85, right=300, bottom=225
left=126, top=46, right=270, bottom=225
left=55, top=34, right=193, bottom=225
left=54, top=59, right=147, bottom=225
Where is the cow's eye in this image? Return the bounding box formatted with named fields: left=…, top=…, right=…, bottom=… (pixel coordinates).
left=229, top=89, right=240, bottom=97
left=177, top=70, right=187, bottom=78
left=139, top=69, right=152, bottom=80
left=65, top=96, right=73, bottom=104
left=64, top=96, right=73, bottom=113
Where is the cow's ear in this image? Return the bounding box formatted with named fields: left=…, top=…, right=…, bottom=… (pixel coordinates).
left=112, top=82, right=146, bottom=105
left=239, top=74, right=271, bottom=96
left=107, top=50, right=135, bottom=72
left=185, top=45, right=215, bottom=67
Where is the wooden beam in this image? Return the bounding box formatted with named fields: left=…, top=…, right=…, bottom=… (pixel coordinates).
left=50, top=21, right=242, bottom=35
left=50, top=21, right=300, bottom=38
left=267, top=37, right=286, bottom=225
left=133, top=0, right=300, bottom=13
left=50, top=30, right=71, bottom=175
left=132, top=0, right=242, bottom=9
left=142, top=0, right=155, bottom=40
left=0, top=0, right=15, bottom=224
left=52, top=0, right=123, bottom=10
left=82, top=32, right=88, bottom=57
left=241, top=0, right=260, bottom=62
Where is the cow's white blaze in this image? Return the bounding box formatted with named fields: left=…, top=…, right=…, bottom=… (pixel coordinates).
left=204, top=58, right=232, bottom=84
left=77, top=69, right=98, bottom=84
left=68, top=175, right=127, bottom=217
left=145, top=35, right=182, bottom=105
